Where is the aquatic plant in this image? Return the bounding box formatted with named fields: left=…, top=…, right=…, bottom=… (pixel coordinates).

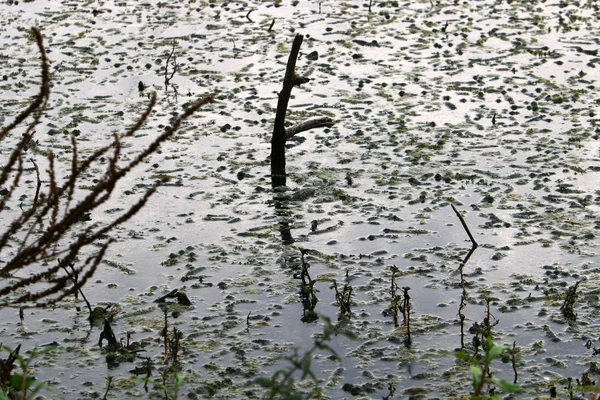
left=331, top=280, right=353, bottom=317
left=509, top=341, right=519, bottom=384
left=101, top=376, right=113, bottom=400
left=382, top=382, right=396, bottom=400
left=468, top=298, right=500, bottom=359
left=299, top=248, right=319, bottom=323
left=126, top=309, right=185, bottom=399
left=387, top=267, right=413, bottom=345
left=560, top=280, right=581, bottom=321
left=389, top=265, right=401, bottom=327
left=452, top=204, right=479, bottom=349
left=0, top=28, right=213, bottom=309
left=251, top=316, right=357, bottom=399
left=456, top=335, right=524, bottom=399
left=0, top=345, right=60, bottom=400
left=398, top=286, right=412, bottom=346
left=163, top=41, right=178, bottom=97
left=139, top=370, right=185, bottom=400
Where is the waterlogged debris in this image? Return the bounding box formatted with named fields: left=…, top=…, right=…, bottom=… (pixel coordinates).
left=203, top=214, right=231, bottom=221
left=305, top=50, right=318, bottom=61
left=154, top=289, right=192, bottom=306
left=383, top=228, right=432, bottom=235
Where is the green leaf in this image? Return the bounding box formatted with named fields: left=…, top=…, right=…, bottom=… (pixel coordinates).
left=470, top=365, right=483, bottom=389
left=339, top=329, right=359, bottom=341
left=300, top=354, right=312, bottom=377
left=487, top=344, right=509, bottom=362
left=250, top=377, right=275, bottom=388
left=318, top=344, right=340, bottom=362
left=25, top=381, right=48, bottom=398
left=494, top=379, right=525, bottom=393
left=11, top=373, right=35, bottom=391
left=455, top=351, right=473, bottom=362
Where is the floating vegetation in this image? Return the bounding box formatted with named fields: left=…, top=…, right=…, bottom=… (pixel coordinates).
left=1, top=0, right=600, bottom=398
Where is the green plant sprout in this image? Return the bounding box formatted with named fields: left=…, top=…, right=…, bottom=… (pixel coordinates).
left=299, top=248, right=319, bottom=323
left=456, top=336, right=524, bottom=399
left=136, top=371, right=185, bottom=400
left=251, top=316, right=357, bottom=399
left=0, top=345, right=62, bottom=400
left=331, top=280, right=353, bottom=317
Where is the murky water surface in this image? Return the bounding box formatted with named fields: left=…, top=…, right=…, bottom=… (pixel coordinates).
left=1, top=0, right=600, bottom=398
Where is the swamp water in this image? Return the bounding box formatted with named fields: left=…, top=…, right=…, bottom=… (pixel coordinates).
left=1, top=0, right=600, bottom=398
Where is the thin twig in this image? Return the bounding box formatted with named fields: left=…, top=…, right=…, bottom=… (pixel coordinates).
left=29, top=159, right=42, bottom=208
left=512, top=341, right=518, bottom=384
left=165, top=42, right=177, bottom=89
left=451, top=203, right=478, bottom=247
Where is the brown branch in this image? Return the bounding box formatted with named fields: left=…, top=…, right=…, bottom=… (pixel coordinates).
left=0, top=28, right=216, bottom=307
left=0, top=94, right=162, bottom=275
left=271, top=34, right=307, bottom=186
left=0, top=28, right=49, bottom=142
left=511, top=341, right=518, bottom=384
left=270, top=35, right=336, bottom=187
left=451, top=203, right=478, bottom=248
left=48, top=152, right=59, bottom=227
left=286, top=117, right=335, bottom=140
left=63, top=261, right=94, bottom=318
left=65, top=134, right=78, bottom=212
left=0, top=240, right=111, bottom=308
left=0, top=152, right=24, bottom=214
left=30, top=159, right=42, bottom=208
left=164, top=42, right=177, bottom=94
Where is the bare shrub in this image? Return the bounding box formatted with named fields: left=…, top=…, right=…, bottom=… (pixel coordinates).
left=0, top=28, right=213, bottom=308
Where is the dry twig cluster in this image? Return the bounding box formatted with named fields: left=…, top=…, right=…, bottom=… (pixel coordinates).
left=0, top=28, right=212, bottom=308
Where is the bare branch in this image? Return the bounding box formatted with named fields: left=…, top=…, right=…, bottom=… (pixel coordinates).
left=286, top=117, right=335, bottom=140
left=0, top=28, right=215, bottom=307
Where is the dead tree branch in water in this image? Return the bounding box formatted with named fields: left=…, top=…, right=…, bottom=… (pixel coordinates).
left=164, top=41, right=178, bottom=99
left=451, top=203, right=478, bottom=348
left=270, top=34, right=335, bottom=187
left=0, top=28, right=214, bottom=309
left=285, top=117, right=334, bottom=140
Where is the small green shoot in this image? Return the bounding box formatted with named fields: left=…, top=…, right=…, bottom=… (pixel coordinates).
left=0, top=345, right=62, bottom=400
left=456, top=336, right=524, bottom=399
left=250, top=316, right=357, bottom=399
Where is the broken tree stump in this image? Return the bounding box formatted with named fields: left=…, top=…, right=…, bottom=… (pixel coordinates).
left=270, top=34, right=335, bottom=187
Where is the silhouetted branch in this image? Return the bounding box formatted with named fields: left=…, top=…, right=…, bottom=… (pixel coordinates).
left=451, top=203, right=478, bottom=248
left=270, top=34, right=336, bottom=187
left=451, top=203, right=478, bottom=349
left=0, top=28, right=214, bottom=308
